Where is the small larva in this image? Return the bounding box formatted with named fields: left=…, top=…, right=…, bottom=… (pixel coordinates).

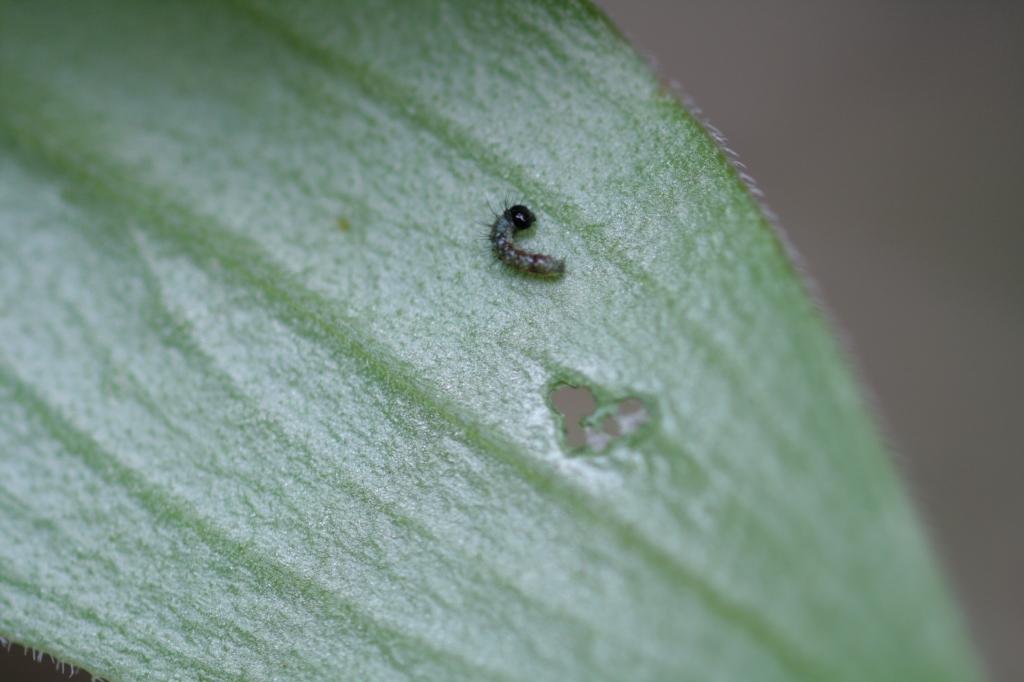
left=490, top=204, right=565, bottom=277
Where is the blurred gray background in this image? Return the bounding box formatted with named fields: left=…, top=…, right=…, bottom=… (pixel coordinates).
left=594, top=1, right=1022, bottom=680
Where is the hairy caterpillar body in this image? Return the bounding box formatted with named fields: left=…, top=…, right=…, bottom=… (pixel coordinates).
left=490, top=204, right=565, bottom=277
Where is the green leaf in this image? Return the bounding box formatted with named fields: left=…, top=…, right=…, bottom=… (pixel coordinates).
left=0, top=1, right=980, bottom=680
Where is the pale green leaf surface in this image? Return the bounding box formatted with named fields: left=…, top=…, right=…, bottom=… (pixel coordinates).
left=0, top=1, right=978, bottom=680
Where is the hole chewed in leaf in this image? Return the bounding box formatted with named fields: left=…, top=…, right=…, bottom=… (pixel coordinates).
left=549, top=384, right=651, bottom=454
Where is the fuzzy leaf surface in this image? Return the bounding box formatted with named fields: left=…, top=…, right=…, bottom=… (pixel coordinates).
left=0, top=1, right=979, bottom=680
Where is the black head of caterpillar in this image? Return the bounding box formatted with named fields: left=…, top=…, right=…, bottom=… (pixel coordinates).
left=490, top=204, right=565, bottom=277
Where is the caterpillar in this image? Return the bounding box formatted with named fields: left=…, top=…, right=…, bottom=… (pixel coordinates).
left=490, top=204, right=565, bottom=276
